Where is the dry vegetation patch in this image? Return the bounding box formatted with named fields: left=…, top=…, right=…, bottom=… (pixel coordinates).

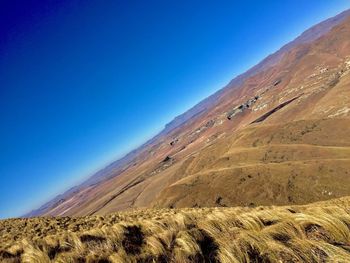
left=2, top=198, right=350, bottom=262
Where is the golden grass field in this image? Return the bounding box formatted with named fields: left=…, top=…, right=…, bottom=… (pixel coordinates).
left=2, top=197, right=350, bottom=262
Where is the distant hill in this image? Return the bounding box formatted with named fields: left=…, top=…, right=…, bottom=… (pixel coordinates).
left=25, top=9, right=350, bottom=218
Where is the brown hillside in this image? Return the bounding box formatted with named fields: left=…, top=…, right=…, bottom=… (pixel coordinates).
left=26, top=10, right=350, bottom=217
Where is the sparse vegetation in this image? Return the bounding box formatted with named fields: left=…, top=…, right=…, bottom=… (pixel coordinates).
left=2, top=197, right=350, bottom=262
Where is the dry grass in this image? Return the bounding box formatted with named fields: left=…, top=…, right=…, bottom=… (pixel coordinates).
left=2, top=197, right=350, bottom=262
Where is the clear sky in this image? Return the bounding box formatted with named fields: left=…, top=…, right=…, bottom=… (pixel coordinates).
left=0, top=0, right=349, bottom=219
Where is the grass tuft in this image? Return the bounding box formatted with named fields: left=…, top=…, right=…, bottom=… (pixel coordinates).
left=2, top=197, right=350, bottom=262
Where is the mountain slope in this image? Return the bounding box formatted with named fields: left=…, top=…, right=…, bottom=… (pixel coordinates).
left=26, top=9, right=350, bottom=217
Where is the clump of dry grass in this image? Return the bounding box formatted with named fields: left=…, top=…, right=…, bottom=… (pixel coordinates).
left=2, top=198, right=350, bottom=262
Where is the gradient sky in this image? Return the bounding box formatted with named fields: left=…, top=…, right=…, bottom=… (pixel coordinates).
left=1, top=0, right=349, bottom=219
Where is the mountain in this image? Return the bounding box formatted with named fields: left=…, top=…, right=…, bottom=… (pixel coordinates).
left=25, top=9, right=350, bottom=217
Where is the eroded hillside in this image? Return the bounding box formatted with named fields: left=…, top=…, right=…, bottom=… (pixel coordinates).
left=26, top=10, right=350, bottom=217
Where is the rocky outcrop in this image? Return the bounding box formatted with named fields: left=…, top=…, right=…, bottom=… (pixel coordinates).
left=189, top=120, right=216, bottom=137
left=227, top=96, right=260, bottom=120
left=273, top=79, right=282, bottom=86
left=170, top=138, right=179, bottom=146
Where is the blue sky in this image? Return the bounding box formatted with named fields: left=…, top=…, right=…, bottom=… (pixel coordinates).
left=0, top=0, right=349, bottom=219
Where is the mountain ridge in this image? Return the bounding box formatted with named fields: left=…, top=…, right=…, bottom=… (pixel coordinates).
left=25, top=8, right=350, bottom=218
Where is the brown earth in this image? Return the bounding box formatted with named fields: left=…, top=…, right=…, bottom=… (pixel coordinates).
left=25, top=9, right=350, bottom=218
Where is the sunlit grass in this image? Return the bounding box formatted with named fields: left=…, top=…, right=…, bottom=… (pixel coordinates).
left=1, top=198, right=350, bottom=262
